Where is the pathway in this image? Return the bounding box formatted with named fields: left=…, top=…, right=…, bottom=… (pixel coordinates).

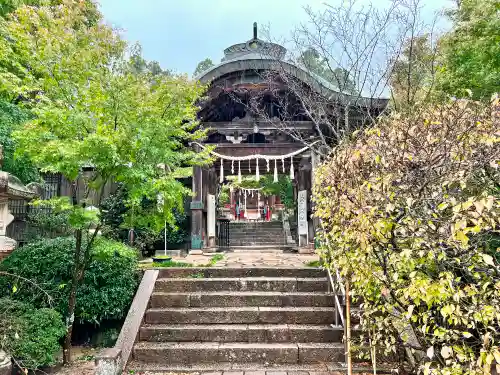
left=181, top=251, right=319, bottom=268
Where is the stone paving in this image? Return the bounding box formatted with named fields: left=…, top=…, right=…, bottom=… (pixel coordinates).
left=180, top=251, right=319, bottom=268
left=137, top=371, right=346, bottom=375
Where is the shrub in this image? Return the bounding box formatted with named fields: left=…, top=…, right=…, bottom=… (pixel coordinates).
left=23, top=209, right=73, bottom=242
left=0, top=236, right=140, bottom=324
left=0, top=298, right=65, bottom=370
left=314, top=98, right=500, bottom=374
left=100, top=186, right=189, bottom=256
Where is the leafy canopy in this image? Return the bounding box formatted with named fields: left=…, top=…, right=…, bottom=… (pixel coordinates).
left=298, top=48, right=357, bottom=94
left=0, top=0, right=210, bottom=227
left=437, top=0, right=500, bottom=100
left=193, top=57, right=214, bottom=77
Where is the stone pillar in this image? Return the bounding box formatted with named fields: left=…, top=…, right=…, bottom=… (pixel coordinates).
left=310, top=151, right=319, bottom=244
left=207, top=168, right=216, bottom=249
left=201, top=168, right=208, bottom=248
left=190, top=159, right=203, bottom=252
left=0, top=350, right=11, bottom=375
left=297, top=156, right=312, bottom=250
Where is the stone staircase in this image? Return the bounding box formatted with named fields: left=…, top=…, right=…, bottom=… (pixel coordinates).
left=229, top=221, right=287, bottom=248
left=126, top=267, right=346, bottom=373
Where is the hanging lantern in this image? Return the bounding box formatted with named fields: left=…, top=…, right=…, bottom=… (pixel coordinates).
left=219, top=158, right=224, bottom=183
left=282, top=157, right=285, bottom=173
left=256, top=158, right=260, bottom=181
left=266, top=159, right=270, bottom=172
left=231, top=160, right=235, bottom=174
left=249, top=159, right=251, bottom=173
left=238, top=160, right=241, bottom=183
left=290, top=156, right=294, bottom=180
left=274, top=159, right=278, bottom=183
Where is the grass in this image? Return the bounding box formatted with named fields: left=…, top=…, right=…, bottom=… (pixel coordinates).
left=152, top=260, right=194, bottom=268
left=142, top=253, right=225, bottom=269
left=305, top=260, right=322, bottom=268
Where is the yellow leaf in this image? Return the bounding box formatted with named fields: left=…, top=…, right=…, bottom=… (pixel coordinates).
left=455, top=230, right=469, bottom=246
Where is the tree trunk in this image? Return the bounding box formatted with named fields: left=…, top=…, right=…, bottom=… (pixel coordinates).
left=62, top=228, right=83, bottom=365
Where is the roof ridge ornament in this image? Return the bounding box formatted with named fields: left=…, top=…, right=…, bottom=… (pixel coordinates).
left=253, top=22, right=258, bottom=40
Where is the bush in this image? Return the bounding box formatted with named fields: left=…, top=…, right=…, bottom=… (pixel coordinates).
left=0, top=298, right=65, bottom=370
left=314, top=98, right=500, bottom=374
left=100, top=186, right=189, bottom=256
left=23, top=209, right=73, bottom=242
left=0, top=236, right=140, bottom=324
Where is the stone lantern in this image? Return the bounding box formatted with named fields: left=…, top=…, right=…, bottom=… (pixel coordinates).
left=0, top=170, right=37, bottom=260
left=0, top=147, right=37, bottom=374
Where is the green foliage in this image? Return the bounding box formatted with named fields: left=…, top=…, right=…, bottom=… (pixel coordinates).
left=314, top=98, right=500, bottom=374
left=193, top=57, right=214, bottom=77
left=100, top=186, right=189, bottom=255
left=23, top=208, right=73, bottom=242
left=0, top=99, right=39, bottom=183
left=229, top=174, right=295, bottom=209
left=218, top=185, right=230, bottom=206
left=0, top=298, right=65, bottom=370
left=0, top=236, right=140, bottom=324
left=390, top=35, right=438, bottom=109
left=0, top=2, right=209, bottom=358
left=305, top=260, right=321, bottom=268
left=0, top=0, right=210, bottom=228
left=298, top=48, right=357, bottom=94
left=130, top=43, right=171, bottom=77
left=152, top=260, right=193, bottom=268
left=437, top=0, right=500, bottom=100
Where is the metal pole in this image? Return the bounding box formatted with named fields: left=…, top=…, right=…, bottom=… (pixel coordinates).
left=345, top=279, right=352, bottom=375
left=164, top=220, right=167, bottom=256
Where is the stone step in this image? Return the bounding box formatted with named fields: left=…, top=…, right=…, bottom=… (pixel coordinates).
left=145, top=307, right=335, bottom=324
left=229, top=242, right=285, bottom=247
left=228, top=238, right=284, bottom=242
left=150, top=291, right=335, bottom=308
left=157, top=267, right=325, bottom=279
left=229, top=229, right=284, bottom=234
left=228, top=236, right=284, bottom=240
left=229, top=247, right=287, bottom=253
left=154, top=277, right=328, bottom=293
left=140, top=324, right=344, bottom=342
left=132, top=342, right=345, bottom=364
left=229, top=222, right=283, bottom=226
left=125, top=361, right=337, bottom=373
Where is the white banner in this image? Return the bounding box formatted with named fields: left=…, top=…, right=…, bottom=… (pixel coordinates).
left=298, top=190, right=308, bottom=235
left=207, top=194, right=216, bottom=237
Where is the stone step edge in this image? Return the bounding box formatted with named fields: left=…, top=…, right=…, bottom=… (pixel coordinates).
left=147, top=306, right=336, bottom=312
left=134, top=342, right=344, bottom=349
left=155, top=277, right=327, bottom=282
left=125, top=361, right=330, bottom=372
left=126, top=361, right=393, bottom=374
left=152, top=291, right=336, bottom=296
left=141, top=323, right=343, bottom=329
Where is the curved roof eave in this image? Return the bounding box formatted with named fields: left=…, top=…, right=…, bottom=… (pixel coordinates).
left=196, top=56, right=389, bottom=109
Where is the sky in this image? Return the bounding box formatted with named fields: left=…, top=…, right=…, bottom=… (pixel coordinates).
left=98, top=0, right=452, bottom=76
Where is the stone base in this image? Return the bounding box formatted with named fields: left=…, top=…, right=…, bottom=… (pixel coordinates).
left=154, top=249, right=183, bottom=257
left=0, top=351, right=11, bottom=375
left=202, top=248, right=217, bottom=255
left=298, top=247, right=314, bottom=254
left=189, top=249, right=203, bottom=255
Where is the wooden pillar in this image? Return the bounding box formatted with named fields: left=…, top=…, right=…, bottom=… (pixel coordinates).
left=190, top=146, right=203, bottom=251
